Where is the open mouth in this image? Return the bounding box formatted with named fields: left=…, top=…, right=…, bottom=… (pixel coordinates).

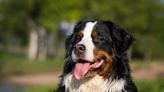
left=74, top=59, right=104, bottom=80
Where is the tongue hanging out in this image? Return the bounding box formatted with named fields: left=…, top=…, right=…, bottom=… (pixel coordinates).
left=74, top=60, right=104, bottom=80
left=74, top=63, right=91, bottom=80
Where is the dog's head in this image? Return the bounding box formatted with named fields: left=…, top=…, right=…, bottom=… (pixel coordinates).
left=65, top=20, right=134, bottom=80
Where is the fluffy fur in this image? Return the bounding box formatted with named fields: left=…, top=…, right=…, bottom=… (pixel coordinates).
left=55, top=20, right=138, bottom=92
left=63, top=74, right=126, bottom=92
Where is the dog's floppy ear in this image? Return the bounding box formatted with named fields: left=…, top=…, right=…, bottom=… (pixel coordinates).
left=103, top=21, right=134, bottom=55
left=65, top=34, right=74, bottom=58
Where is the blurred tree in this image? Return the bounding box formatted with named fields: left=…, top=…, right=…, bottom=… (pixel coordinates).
left=0, top=0, right=164, bottom=61
left=0, top=0, right=58, bottom=60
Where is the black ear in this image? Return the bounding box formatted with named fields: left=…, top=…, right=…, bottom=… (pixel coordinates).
left=103, top=21, right=134, bottom=55
left=65, top=33, right=75, bottom=58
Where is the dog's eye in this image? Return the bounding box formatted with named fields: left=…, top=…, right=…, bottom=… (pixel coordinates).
left=75, top=35, right=82, bottom=43
left=93, top=36, right=105, bottom=44
left=74, top=32, right=83, bottom=43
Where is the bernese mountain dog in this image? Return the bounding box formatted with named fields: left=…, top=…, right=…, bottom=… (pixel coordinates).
left=55, top=20, right=138, bottom=92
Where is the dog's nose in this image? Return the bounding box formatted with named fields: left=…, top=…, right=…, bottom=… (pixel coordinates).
left=75, top=44, right=86, bottom=54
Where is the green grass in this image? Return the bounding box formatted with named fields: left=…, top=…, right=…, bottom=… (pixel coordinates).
left=0, top=50, right=164, bottom=92
left=135, top=79, right=164, bottom=92
left=21, top=79, right=164, bottom=92
left=24, top=84, right=57, bottom=92
left=0, top=50, right=64, bottom=76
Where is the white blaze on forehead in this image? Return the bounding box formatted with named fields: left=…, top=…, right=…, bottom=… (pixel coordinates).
left=78, top=21, right=97, bottom=62
left=83, top=22, right=97, bottom=39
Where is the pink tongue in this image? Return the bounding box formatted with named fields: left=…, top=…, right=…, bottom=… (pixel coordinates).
left=74, top=63, right=91, bottom=80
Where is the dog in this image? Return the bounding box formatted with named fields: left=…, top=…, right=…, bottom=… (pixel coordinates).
left=56, top=20, right=138, bottom=92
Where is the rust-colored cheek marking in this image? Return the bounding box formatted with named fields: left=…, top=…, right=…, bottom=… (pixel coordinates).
left=94, top=48, right=113, bottom=77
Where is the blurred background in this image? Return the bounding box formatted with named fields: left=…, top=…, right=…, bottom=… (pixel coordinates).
left=0, top=0, right=164, bottom=92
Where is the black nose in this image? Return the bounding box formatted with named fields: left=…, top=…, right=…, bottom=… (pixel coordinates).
left=75, top=44, right=86, bottom=54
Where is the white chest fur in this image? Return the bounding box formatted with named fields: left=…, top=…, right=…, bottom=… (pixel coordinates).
left=63, top=74, right=126, bottom=92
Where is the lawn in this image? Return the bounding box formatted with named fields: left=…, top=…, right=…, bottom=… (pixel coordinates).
left=0, top=50, right=64, bottom=76
left=135, top=79, right=164, bottom=92
left=23, top=79, right=164, bottom=92
left=24, top=84, right=57, bottom=92
left=0, top=50, right=164, bottom=92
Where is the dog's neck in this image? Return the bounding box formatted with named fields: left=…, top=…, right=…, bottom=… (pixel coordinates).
left=63, top=73, right=126, bottom=92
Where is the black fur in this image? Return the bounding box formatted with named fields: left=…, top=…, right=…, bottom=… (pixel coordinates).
left=55, top=20, right=138, bottom=92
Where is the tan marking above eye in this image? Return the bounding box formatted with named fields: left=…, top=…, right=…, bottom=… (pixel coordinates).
left=78, top=31, right=83, bottom=38
left=91, top=31, right=97, bottom=38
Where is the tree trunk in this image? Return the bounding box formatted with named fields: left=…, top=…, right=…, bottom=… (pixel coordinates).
left=38, top=27, right=48, bottom=60
left=28, top=28, right=39, bottom=60
left=144, top=50, right=152, bottom=61
left=28, top=19, right=51, bottom=61
left=47, top=32, right=55, bottom=58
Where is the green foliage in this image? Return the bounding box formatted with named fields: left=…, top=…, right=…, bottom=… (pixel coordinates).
left=0, top=0, right=164, bottom=60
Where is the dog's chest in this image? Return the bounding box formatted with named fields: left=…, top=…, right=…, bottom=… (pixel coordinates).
left=63, top=74, right=126, bottom=92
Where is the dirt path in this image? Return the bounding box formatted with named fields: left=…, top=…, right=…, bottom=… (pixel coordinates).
left=131, top=62, right=164, bottom=80
left=1, top=62, right=164, bottom=86
left=1, top=73, right=61, bottom=86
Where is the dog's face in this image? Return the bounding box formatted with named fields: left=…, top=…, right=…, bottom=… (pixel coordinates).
left=65, top=20, right=133, bottom=80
